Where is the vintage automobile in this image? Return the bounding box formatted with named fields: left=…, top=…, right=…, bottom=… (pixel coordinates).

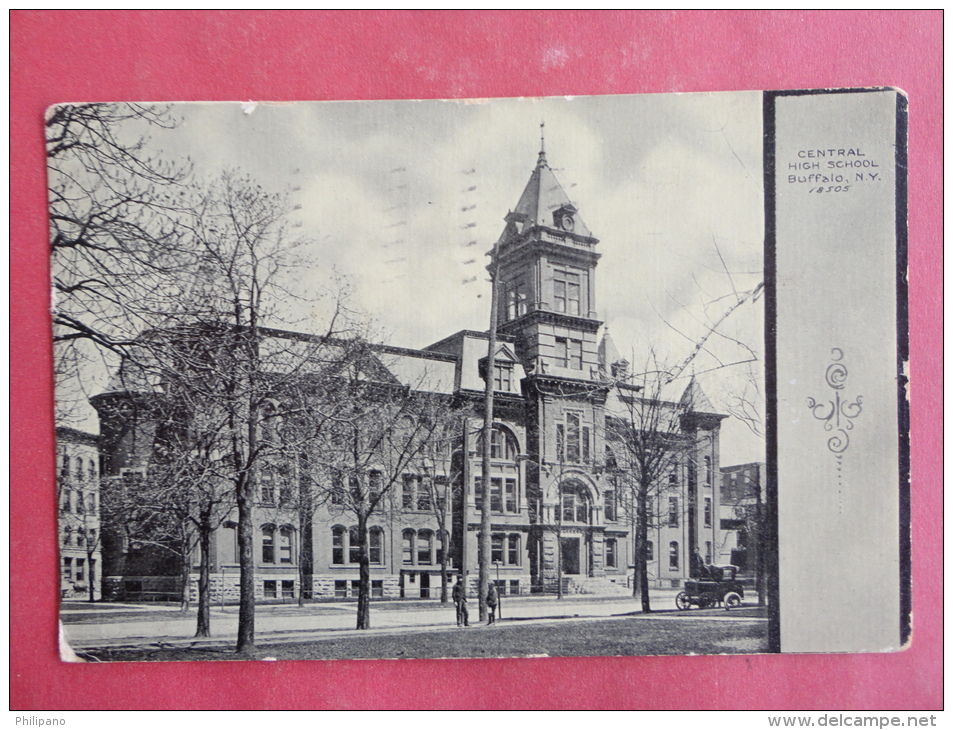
left=675, top=564, right=745, bottom=610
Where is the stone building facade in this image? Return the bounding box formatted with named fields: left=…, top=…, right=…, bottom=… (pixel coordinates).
left=90, top=146, right=729, bottom=602
left=56, top=426, right=102, bottom=600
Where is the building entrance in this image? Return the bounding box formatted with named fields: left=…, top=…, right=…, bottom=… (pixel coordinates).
left=560, top=537, right=580, bottom=575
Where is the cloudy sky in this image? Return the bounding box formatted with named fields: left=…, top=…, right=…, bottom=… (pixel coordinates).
left=95, top=92, right=766, bottom=463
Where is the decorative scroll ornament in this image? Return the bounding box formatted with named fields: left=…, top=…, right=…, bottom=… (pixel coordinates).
left=806, top=348, right=864, bottom=455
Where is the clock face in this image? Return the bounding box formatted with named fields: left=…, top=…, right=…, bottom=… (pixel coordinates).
left=562, top=215, right=575, bottom=231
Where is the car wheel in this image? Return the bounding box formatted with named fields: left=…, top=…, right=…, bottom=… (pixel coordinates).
left=724, top=592, right=742, bottom=609
left=675, top=592, right=691, bottom=610
left=700, top=593, right=717, bottom=609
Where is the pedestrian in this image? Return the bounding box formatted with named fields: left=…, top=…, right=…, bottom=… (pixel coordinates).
left=452, top=575, right=469, bottom=627
left=486, top=581, right=499, bottom=625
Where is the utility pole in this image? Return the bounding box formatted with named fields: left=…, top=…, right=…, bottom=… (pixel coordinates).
left=479, top=233, right=502, bottom=622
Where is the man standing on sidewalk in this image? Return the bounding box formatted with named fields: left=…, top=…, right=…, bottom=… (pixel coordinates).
left=486, top=582, right=499, bottom=625
left=453, top=576, right=469, bottom=627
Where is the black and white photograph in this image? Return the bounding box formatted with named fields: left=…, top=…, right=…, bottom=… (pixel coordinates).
left=51, top=90, right=902, bottom=662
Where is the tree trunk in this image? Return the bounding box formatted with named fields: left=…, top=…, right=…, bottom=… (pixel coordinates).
left=439, top=525, right=449, bottom=603
left=637, top=485, right=652, bottom=613
left=179, top=523, right=191, bottom=613
left=356, top=514, right=371, bottom=630
left=196, top=519, right=213, bottom=638
left=236, top=472, right=256, bottom=652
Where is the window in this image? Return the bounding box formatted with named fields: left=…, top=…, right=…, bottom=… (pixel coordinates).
left=606, top=538, right=617, bottom=568
left=416, top=478, right=432, bottom=512
left=435, top=476, right=448, bottom=513
left=331, top=475, right=345, bottom=505
left=372, top=580, right=384, bottom=598
left=63, top=557, right=72, bottom=580
left=348, top=527, right=361, bottom=564
left=490, top=477, right=503, bottom=512
left=76, top=458, right=84, bottom=481
left=402, top=529, right=414, bottom=565
left=508, top=534, right=520, bottom=565
left=282, top=580, right=295, bottom=599
left=262, top=526, right=275, bottom=563
left=63, top=526, right=72, bottom=547
left=566, top=413, right=581, bottom=462
left=474, top=476, right=483, bottom=511
left=491, top=534, right=504, bottom=564
left=554, top=337, right=583, bottom=369
left=560, top=482, right=590, bottom=523
left=89, top=529, right=96, bottom=546
left=705, top=541, right=712, bottom=564
left=263, top=580, right=277, bottom=599
left=669, top=471, right=678, bottom=488
left=494, top=363, right=513, bottom=391
left=506, top=282, right=529, bottom=320
left=260, top=471, right=275, bottom=504
left=369, top=471, right=382, bottom=502
left=76, top=491, right=85, bottom=514
left=558, top=413, right=589, bottom=463
left=86, top=493, right=96, bottom=513
left=332, top=526, right=345, bottom=565
left=668, top=497, right=679, bottom=527
left=402, top=474, right=415, bottom=509
left=279, top=526, right=294, bottom=564
left=60, top=455, right=70, bottom=480
left=75, top=558, right=85, bottom=582
left=705, top=456, right=712, bottom=486
left=486, top=427, right=517, bottom=460
left=704, top=497, right=712, bottom=527
left=435, top=530, right=447, bottom=566
left=61, top=490, right=71, bottom=513
left=505, top=478, right=517, bottom=512
left=646, top=540, right=654, bottom=561
left=605, top=489, right=616, bottom=521
left=89, top=461, right=96, bottom=481
left=77, top=528, right=86, bottom=547
left=417, top=530, right=433, bottom=565
left=334, top=580, right=347, bottom=598
left=369, top=527, right=384, bottom=565
left=669, top=541, right=679, bottom=570
left=553, top=269, right=581, bottom=315
left=279, top=477, right=293, bottom=506
left=349, top=477, right=361, bottom=502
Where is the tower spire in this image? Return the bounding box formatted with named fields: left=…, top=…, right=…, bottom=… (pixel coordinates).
left=538, top=121, right=547, bottom=166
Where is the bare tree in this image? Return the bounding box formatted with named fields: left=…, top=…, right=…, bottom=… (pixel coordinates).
left=605, top=355, right=703, bottom=613
left=47, top=103, right=190, bottom=424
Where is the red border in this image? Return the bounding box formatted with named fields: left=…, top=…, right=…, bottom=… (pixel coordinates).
left=11, top=10, right=941, bottom=710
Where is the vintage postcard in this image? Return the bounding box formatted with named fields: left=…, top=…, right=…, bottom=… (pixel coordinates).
left=50, top=89, right=906, bottom=661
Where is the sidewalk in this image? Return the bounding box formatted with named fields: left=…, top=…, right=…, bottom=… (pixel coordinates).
left=64, top=589, right=720, bottom=650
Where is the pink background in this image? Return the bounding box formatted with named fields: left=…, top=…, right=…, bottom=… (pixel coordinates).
left=11, top=10, right=942, bottom=710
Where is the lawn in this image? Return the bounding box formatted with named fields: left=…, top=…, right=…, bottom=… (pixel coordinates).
left=83, top=610, right=768, bottom=662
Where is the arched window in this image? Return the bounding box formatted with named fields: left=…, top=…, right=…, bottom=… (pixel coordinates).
left=61, top=490, right=71, bottom=513
left=560, top=481, right=590, bottom=524
left=479, top=426, right=519, bottom=461
left=60, top=455, right=70, bottom=479
left=669, top=541, right=679, bottom=570
left=63, top=526, right=72, bottom=546
left=369, top=527, right=384, bottom=565
left=224, top=522, right=238, bottom=563
left=88, top=460, right=96, bottom=481
left=705, top=456, right=712, bottom=486
left=332, top=525, right=346, bottom=565
left=86, top=493, right=96, bottom=514
left=76, top=491, right=86, bottom=514
left=279, top=526, right=294, bottom=564
left=75, top=458, right=84, bottom=481
left=402, top=529, right=414, bottom=565
left=261, top=525, right=276, bottom=563
left=77, top=528, right=86, bottom=547
left=417, top=530, right=433, bottom=565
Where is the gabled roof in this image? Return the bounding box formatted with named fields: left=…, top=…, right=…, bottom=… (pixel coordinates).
left=679, top=376, right=717, bottom=413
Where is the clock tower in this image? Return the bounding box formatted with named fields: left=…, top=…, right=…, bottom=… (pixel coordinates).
left=490, top=141, right=613, bottom=593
